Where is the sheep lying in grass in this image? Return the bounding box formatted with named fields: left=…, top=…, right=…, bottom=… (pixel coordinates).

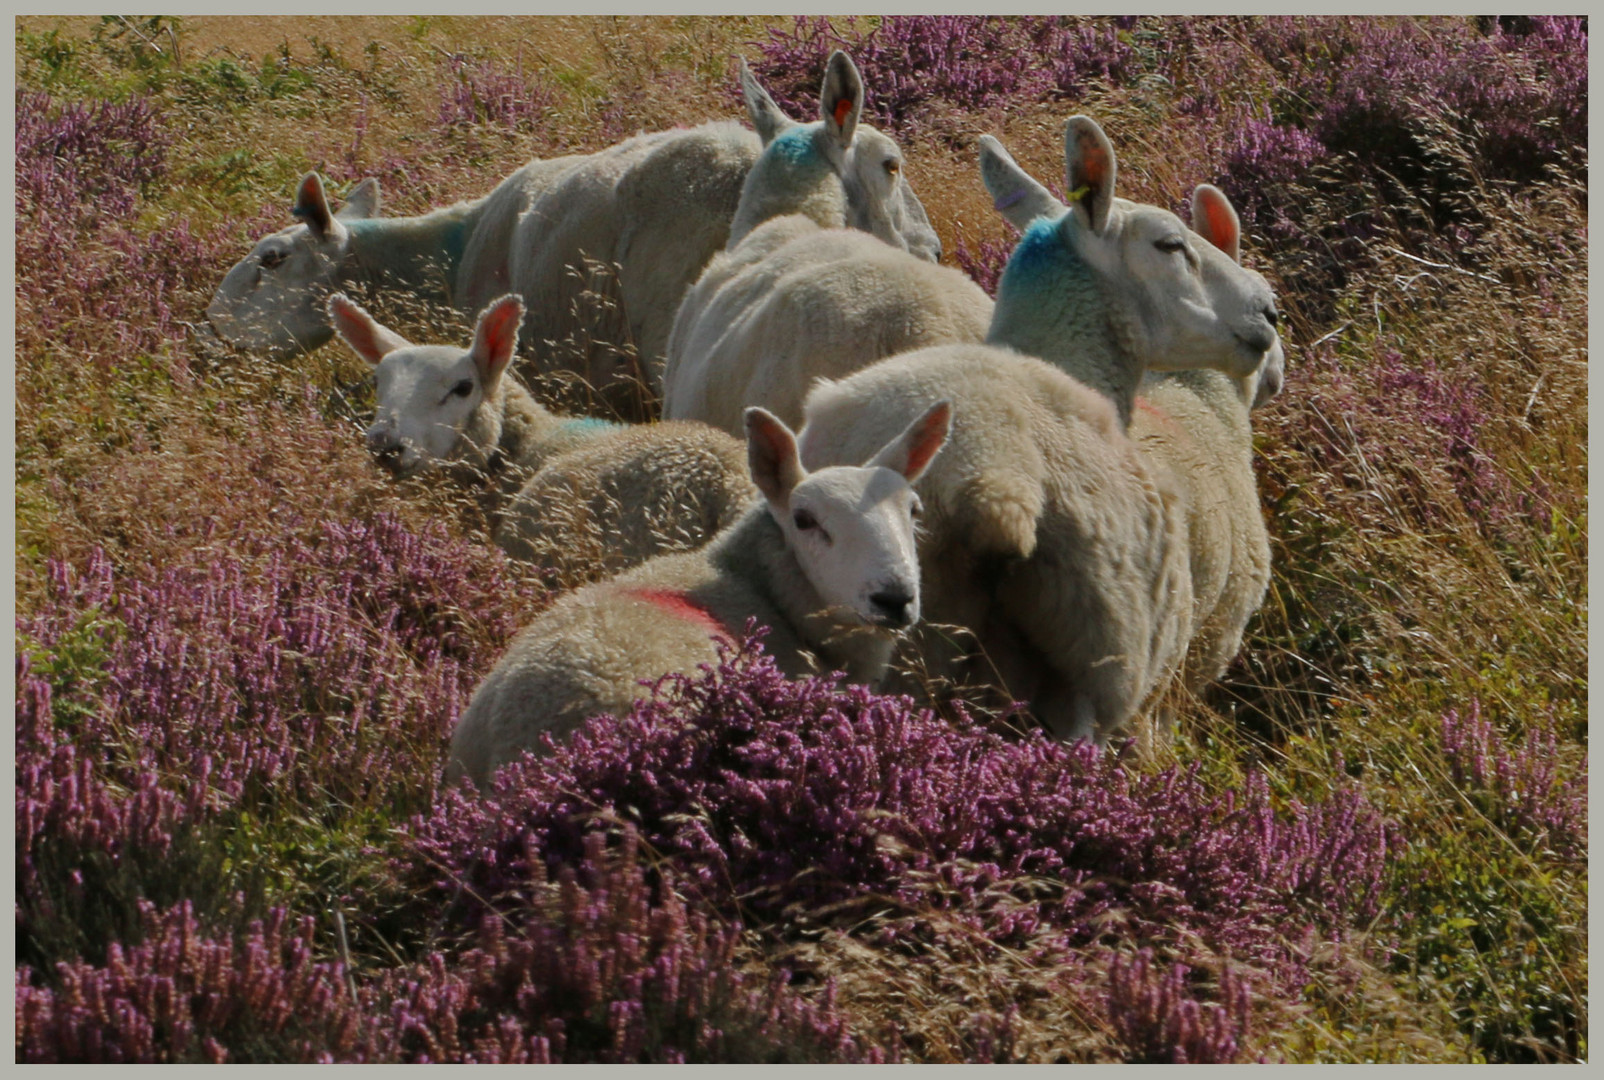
left=797, top=117, right=1283, bottom=743
left=208, top=155, right=587, bottom=360
left=446, top=399, right=953, bottom=787
left=207, top=123, right=763, bottom=385
left=329, top=293, right=754, bottom=582
left=507, top=121, right=760, bottom=405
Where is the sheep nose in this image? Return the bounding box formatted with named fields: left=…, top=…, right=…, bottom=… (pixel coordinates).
left=869, top=587, right=916, bottom=628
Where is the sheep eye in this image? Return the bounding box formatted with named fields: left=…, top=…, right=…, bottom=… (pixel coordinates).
left=1155, top=236, right=1188, bottom=255
left=450, top=379, right=474, bottom=398
left=793, top=508, right=818, bottom=531
left=884, top=159, right=901, bottom=175
left=259, top=249, right=287, bottom=269
left=910, top=498, right=923, bottom=520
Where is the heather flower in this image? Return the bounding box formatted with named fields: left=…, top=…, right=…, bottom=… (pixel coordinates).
left=752, top=17, right=1141, bottom=134
left=951, top=233, right=1012, bottom=298
left=406, top=639, right=1392, bottom=1052
left=15, top=88, right=169, bottom=227
left=436, top=52, right=556, bottom=132
left=16, top=900, right=376, bottom=1063
left=381, top=828, right=881, bottom=1062
left=1440, top=700, right=1586, bottom=860
left=1106, top=950, right=1253, bottom=1063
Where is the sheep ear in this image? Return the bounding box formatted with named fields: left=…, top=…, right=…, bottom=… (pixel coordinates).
left=1063, top=116, right=1117, bottom=234
left=979, top=135, right=1066, bottom=233
left=867, top=399, right=951, bottom=484
left=745, top=406, right=806, bottom=505
left=328, top=294, right=411, bottom=365
left=292, top=172, right=347, bottom=243
left=1191, top=183, right=1241, bottom=263
left=468, top=294, right=524, bottom=391
left=337, top=177, right=381, bottom=221
left=739, top=58, right=793, bottom=146
left=818, top=50, right=863, bottom=160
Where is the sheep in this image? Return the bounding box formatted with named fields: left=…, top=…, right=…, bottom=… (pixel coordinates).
left=328, top=292, right=755, bottom=583
left=1131, top=186, right=1286, bottom=694
left=445, top=398, right=954, bottom=787
left=661, top=51, right=971, bottom=433
left=207, top=154, right=587, bottom=360
left=661, top=220, right=994, bottom=434
left=794, top=117, right=1285, bottom=743
left=800, top=346, right=1190, bottom=745
left=207, top=123, right=763, bottom=380
left=506, top=121, right=760, bottom=408
left=724, top=51, right=941, bottom=260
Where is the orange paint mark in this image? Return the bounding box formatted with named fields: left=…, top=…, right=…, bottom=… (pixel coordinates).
left=833, top=98, right=853, bottom=128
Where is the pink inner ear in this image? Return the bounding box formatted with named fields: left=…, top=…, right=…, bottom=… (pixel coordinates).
left=1074, top=133, right=1112, bottom=195
left=477, top=299, right=523, bottom=376
left=331, top=300, right=386, bottom=363
left=1197, top=190, right=1240, bottom=259
left=902, top=404, right=950, bottom=478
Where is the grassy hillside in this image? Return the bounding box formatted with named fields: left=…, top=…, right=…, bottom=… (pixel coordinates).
left=15, top=16, right=1586, bottom=1062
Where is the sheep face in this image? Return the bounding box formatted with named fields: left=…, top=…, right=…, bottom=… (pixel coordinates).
left=331, top=293, right=523, bottom=478
left=732, top=51, right=941, bottom=261
left=1072, top=198, right=1279, bottom=381
left=747, top=401, right=951, bottom=630
left=207, top=173, right=378, bottom=360
left=981, top=120, right=1282, bottom=383
left=842, top=127, right=942, bottom=262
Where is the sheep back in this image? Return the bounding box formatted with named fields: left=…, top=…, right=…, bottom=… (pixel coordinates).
left=800, top=344, right=1193, bottom=741
left=663, top=217, right=993, bottom=435
left=492, top=419, right=757, bottom=582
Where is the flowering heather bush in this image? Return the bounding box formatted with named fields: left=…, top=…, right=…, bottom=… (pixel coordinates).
left=18, top=837, right=877, bottom=1063
left=1106, top=950, right=1252, bottom=1064
left=15, top=88, right=169, bottom=225
left=1440, top=701, right=1586, bottom=861
left=17, top=391, right=537, bottom=968
left=382, top=829, right=879, bottom=1063
left=17, top=900, right=373, bottom=1063
left=406, top=641, right=1392, bottom=1061
left=752, top=16, right=1139, bottom=133
left=15, top=87, right=278, bottom=364
left=951, top=232, right=1011, bottom=298
left=1200, top=17, right=1586, bottom=247
left=1278, top=343, right=1543, bottom=538
left=436, top=52, right=556, bottom=132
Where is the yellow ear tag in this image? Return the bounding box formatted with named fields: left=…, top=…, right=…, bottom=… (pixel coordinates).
left=1066, top=185, right=1092, bottom=203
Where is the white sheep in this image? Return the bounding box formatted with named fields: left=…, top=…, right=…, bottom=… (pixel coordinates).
left=446, top=398, right=953, bottom=787
left=1131, top=181, right=1286, bottom=695
left=662, top=218, right=994, bottom=434
left=207, top=123, right=764, bottom=376
left=328, top=292, right=754, bottom=583
left=506, top=121, right=761, bottom=404
left=660, top=51, right=971, bottom=433
left=724, top=51, right=941, bottom=260
left=207, top=153, right=587, bottom=360
left=795, top=117, right=1285, bottom=743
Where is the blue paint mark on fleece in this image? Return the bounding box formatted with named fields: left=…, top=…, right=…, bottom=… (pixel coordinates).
left=558, top=417, right=620, bottom=438
left=767, top=124, right=822, bottom=167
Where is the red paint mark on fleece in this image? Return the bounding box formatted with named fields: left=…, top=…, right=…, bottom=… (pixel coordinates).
left=1135, top=397, right=1192, bottom=448
left=621, top=587, right=732, bottom=643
